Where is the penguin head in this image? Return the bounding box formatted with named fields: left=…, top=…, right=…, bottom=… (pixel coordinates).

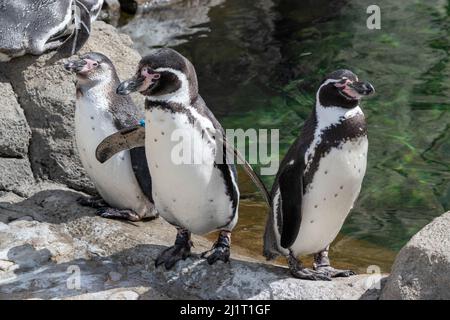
left=64, top=52, right=117, bottom=84
left=117, top=48, right=198, bottom=104
left=317, top=69, right=375, bottom=109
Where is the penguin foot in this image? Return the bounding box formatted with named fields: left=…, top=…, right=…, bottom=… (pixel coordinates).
left=96, top=208, right=141, bottom=222
left=314, top=265, right=356, bottom=278
left=288, top=254, right=331, bottom=281
left=155, top=228, right=192, bottom=270
left=313, top=247, right=355, bottom=278
left=201, top=231, right=231, bottom=265
left=77, top=196, right=107, bottom=208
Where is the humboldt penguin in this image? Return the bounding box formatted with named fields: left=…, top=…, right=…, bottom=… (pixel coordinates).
left=95, top=48, right=270, bottom=269
left=263, top=69, right=374, bottom=281
left=0, top=0, right=103, bottom=62
left=64, top=51, right=158, bottom=221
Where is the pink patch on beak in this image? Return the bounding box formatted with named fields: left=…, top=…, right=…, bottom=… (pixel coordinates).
left=79, top=58, right=97, bottom=74
left=139, top=69, right=161, bottom=91
left=336, top=79, right=360, bottom=99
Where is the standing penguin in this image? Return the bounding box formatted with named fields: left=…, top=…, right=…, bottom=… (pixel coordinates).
left=64, top=52, right=158, bottom=221
left=264, top=70, right=374, bottom=281
left=95, top=48, right=269, bottom=269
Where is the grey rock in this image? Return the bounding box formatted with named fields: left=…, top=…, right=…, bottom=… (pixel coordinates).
left=0, top=22, right=143, bottom=194
left=0, top=185, right=385, bottom=300
left=380, top=212, right=450, bottom=300
left=0, top=79, right=31, bottom=158
left=0, top=158, right=34, bottom=197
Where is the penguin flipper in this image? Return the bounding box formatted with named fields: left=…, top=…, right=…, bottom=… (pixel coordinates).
left=278, top=159, right=304, bottom=249
left=95, top=125, right=145, bottom=163
left=130, top=147, right=154, bottom=202
left=58, top=0, right=92, bottom=57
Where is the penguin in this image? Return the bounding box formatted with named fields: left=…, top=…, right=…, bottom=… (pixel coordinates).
left=263, top=70, right=375, bottom=281
left=64, top=52, right=158, bottom=221
left=95, top=48, right=270, bottom=269
left=0, top=0, right=103, bottom=62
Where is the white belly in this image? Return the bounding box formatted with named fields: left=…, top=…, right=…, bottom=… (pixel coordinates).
left=75, top=96, right=147, bottom=214
left=144, top=108, right=238, bottom=235
left=291, top=137, right=368, bottom=256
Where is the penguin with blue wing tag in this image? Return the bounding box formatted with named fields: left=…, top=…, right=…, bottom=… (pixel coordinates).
left=64, top=52, right=158, bottom=222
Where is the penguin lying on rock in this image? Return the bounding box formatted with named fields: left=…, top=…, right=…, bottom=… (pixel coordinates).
left=95, top=48, right=270, bottom=269
left=0, top=0, right=104, bottom=62
left=264, top=70, right=374, bottom=281
left=64, top=52, right=158, bottom=222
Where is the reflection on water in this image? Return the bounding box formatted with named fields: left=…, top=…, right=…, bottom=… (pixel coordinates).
left=120, top=0, right=450, bottom=273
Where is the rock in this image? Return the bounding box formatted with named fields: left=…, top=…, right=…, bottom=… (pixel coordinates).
left=0, top=158, right=35, bottom=197
left=108, top=271, right=123, bottom=282
left=0, top=259, right=15, bottom=272
left=0, top=79, right=31, bottom=158
left=0, top=185, right=385, bottom=300
left=0, top=21, right=143, bottom=194
left=380, top=212, right=450, bottom=300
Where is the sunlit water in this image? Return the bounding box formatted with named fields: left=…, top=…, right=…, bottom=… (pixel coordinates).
left=119, top=0, right=450, bottom=273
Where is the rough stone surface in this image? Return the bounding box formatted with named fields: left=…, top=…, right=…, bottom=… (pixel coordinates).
left=380, top=212, right=450, bottom=300
left=0, top=79, right=31, bottom=158
left=0, top=21, right=143, bottom=194
left=0, top=158, right=35, bottom=197
left=0, top=184, right=385, bottom=300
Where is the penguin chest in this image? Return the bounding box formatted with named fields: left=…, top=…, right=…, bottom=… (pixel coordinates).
left=291, top=136, right=368, bottom=255
left=75, top=97, right=145, bottom=212
left=144, top=108, right=236, bottom=234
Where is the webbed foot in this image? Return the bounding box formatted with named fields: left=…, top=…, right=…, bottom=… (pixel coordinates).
left=96, top=207, right=141, bottom=222
left=314, top=265, right=356, bottom=278
left=313, top=246, right=355, bottom=278
left=155, top=228, right=192, bottom=270
left=288, top=253, right=332, bottom=281
left=201, top=231, right=231, bottom=265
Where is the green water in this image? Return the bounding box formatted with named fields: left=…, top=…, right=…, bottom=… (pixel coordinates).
left=122, top=0, right=450, bottom=272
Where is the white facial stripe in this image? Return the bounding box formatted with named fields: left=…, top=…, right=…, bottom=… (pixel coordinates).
left=303, top=79, right=364, bottom=172
left=146, top=67, right=215, bottom=131
left=147, top=67, right=190, bottom=105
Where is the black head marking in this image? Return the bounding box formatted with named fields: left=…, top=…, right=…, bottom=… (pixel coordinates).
left=138, top=48, right=198, bottom=101
left=317, top=69, right=376, bottom=109
left=79, top=52, right=113, bottom=66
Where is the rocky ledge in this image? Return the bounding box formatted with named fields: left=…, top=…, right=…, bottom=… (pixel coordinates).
left=0, top=184, right=384, bottom=300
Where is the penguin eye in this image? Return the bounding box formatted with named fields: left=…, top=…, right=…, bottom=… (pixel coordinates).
left=93, top=62, right=99, bottom=67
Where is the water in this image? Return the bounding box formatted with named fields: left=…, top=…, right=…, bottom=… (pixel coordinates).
left=119, top=0, right=450, bottom=273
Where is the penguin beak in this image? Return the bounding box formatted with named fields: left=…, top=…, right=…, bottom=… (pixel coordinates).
left=117, top=69, right=161, bottom=96
left=347, top=81, right=375, bottom=97
left=116, top=75, right=145, bottom=95
left=64, top=59, right=87, bottom=73
left=337, top=80, right=375, bottom=100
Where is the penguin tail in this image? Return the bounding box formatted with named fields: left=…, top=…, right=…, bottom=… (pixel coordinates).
left=262, top=210, right=281, bottom=261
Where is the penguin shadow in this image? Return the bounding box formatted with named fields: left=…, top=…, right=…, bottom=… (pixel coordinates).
left=0, top=189, right=99, bottom=224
